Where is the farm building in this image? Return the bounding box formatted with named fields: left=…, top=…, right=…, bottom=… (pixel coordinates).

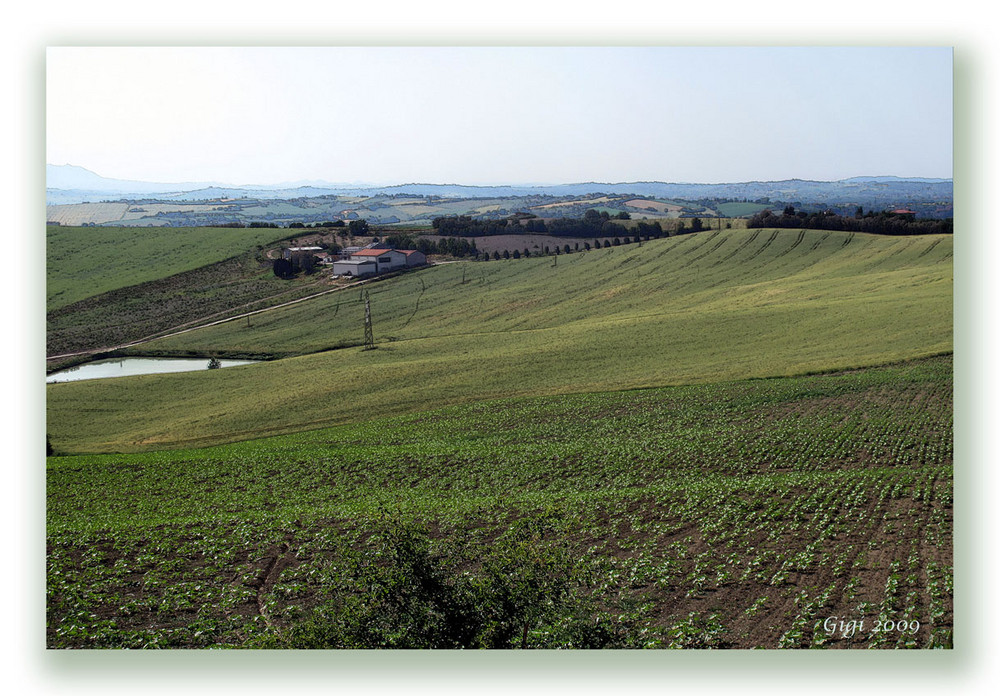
left=331, top=245, right=427, bottom=278
left=283, top=246, right=324, bottom=260
left=399, top=249, right=427, bottom=266
left=351, top=248, right=408, bottom=272
left=332, top=259, right=377, bottom=277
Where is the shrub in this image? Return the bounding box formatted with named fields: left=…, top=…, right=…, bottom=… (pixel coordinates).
left=255, top=519, right=643, bottom=649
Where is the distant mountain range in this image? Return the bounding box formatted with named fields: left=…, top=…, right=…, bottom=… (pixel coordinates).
left=46, top=164, right=953, bottom=209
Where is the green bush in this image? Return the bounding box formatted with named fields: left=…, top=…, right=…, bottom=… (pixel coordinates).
left=255, top=518, right=643, bottom=649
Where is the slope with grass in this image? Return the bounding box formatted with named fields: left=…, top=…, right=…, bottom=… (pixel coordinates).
left=46, top=229, right=952, bottom=454
left=46, top=225, right=293, bottom=310
left=46, top=250, right=337, bottom=361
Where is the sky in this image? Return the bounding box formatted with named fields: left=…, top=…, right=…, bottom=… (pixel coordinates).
left=46, top=45, right=953, bottom=187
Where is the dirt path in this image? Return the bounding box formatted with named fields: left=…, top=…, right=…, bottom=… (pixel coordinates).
left=253, top=542, right=298, bottom=628
left=46, top=278, right=372, bottom=362
left=46, top=264, right=446, bottom=363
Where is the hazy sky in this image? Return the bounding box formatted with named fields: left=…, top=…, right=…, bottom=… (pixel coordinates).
left=46, top=46, right=953, bottom=186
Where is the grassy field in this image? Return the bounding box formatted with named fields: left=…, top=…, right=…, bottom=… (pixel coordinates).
left=45, top=250, right=338, bottom=361
left=716, top=201, right=772, bottom=217
left=46, top=225, right=294, bottom=310
left=46, top=355, right=952, bottom=648
left=46, top=228, right=952, bottom=454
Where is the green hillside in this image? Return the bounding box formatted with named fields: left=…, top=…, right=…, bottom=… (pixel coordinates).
left=46, top=229, right=952, bottom=453
left=46, top=225, right=292, bottom=310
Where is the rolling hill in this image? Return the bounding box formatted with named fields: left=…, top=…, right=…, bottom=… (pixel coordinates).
left=46, top=225, right=294, bottom=311
left=46, top=228, right=953, bottom=454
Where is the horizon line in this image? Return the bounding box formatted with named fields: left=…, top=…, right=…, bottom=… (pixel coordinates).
left=46, top=164, right=954, bottom=191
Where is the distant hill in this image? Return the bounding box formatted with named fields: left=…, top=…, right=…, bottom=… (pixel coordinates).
left=365, top=179, right=953, bottom=206
left=46, top=164, right=228, bottom=194
left=47, top=164, right=952, bottom=203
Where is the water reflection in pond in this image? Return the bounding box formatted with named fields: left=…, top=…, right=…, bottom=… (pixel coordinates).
left=46, top=357, right=260, bottom=383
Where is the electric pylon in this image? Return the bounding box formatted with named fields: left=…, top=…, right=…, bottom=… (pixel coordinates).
left=362, top=290, right=374, bottom=351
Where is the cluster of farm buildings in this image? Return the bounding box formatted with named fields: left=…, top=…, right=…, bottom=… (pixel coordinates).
left=284, top=242, right=427, bottom=278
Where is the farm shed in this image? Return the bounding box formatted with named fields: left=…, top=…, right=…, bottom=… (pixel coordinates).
left=399, top=249, right=427, bottom=267
left=283, top=246, right=323, bottom=260
left=351, top=248, right=408, bottom=272
left=332, top=259, right=377, bottom=277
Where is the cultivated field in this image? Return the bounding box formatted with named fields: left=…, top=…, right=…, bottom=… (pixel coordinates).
left=534, top=196, right=619, bottom=209
left=623, top=198, right=683, bottom=214
left=46, top=202, right=131, bottom=226
left=47, top=355, right=952, bottom=648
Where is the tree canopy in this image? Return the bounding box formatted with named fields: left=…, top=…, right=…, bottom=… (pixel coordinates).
left=747, top=208, right=952, bottom=235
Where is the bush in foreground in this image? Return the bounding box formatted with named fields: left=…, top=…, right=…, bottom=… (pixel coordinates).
left=253, top=518, right=647, bottom=649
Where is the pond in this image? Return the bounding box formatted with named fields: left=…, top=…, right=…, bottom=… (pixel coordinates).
left=46, top=357, right=261, bottom=384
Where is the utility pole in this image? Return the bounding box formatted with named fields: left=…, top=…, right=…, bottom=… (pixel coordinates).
left=362, top=290, right=374, bottom=351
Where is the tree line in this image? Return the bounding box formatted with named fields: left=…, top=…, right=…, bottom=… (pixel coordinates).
left=217, top=219, right=361, bottom=231
left=747, top=207, right=953, bottom=235
left=381, top=234, right=479, bottom=258
left=432, top=209, right=633, bottom=238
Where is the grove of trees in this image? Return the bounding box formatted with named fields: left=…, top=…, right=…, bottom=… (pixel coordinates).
left=747, top=207, right=953, bottom=235
left=381, top=233, right=479, bottom=258
left=432, top=210, right=663, bottom=239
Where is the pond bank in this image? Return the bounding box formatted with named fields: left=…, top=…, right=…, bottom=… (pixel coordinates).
left=46, top=356, right=264, bottom=383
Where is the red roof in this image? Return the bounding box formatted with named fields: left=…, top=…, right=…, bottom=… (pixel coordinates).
left=352, top=248, right=393, bottom=257
left=399, top=249, right=422, bottom=256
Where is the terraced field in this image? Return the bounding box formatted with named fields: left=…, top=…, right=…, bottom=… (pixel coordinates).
left=47, top=228, right=952, bottom=454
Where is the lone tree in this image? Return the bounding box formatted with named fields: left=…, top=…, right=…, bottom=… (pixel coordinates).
left=273, top=257, right=295, bottom=279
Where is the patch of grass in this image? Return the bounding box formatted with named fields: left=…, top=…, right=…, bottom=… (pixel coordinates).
left=46, top=225, right=292, bottom=310
left=46, top=249, right=334, bottom=359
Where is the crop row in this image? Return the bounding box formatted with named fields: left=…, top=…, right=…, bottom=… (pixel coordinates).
left=47, top=355, right=953, bottom=648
